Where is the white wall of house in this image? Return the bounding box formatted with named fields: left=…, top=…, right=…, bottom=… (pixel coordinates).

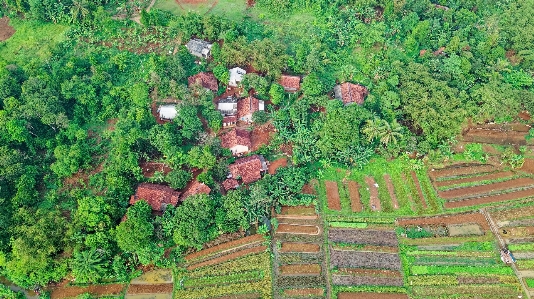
left=230, top=145, right=249, bottom=155
left=158, top=105, right=178, bottom=120
left=229, top=67, right=246, bottom=87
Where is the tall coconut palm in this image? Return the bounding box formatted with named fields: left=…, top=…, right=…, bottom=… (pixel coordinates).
left=362, top=118, right=382, bottom=143
left=70, top=0, right=90, bottom=24
left=71, top=248, right=106, bottom=283
left=378, top=120, right=403, bottom=146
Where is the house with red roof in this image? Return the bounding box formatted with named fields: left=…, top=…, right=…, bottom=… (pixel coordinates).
left=180, top=180, right=211, bottom=200
left=237, top=96, right=264, bottom=123
left=130, top=183, right=181, bottom=211
left=333, top=82, right=368, bottom=105
left=188, top=72, right=218, bottom=92
left=228, top=155, right=268, bottom=184
left=279, top=75, right=301, bottom=92
left=220, top=128, right=252, bottom=156
left=222, top=178, right=239, bottom=191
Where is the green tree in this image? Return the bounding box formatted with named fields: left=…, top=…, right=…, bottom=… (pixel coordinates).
left=173, top=194, right=217, bottom=249
left=269, top=83, right=284, bottom=105
left=212, top=65, right=230, bottom=85
left=165, top=169, right=192, bottom=189
left=115, top=201, right=155, bottom=263
left=70, top=248, right=106, bottom=283
left=301, top=73, right=323, bottom=96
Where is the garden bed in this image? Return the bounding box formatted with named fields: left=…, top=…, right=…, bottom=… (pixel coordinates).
left=127, top=284, right=173, bottom=294
left=383, top=174, right=399, bottom=209
left=329, top=249, right=401, bottom=270
left=279, top=264, right=322, bottom=275
left=185, top=234, right=263, bottom=262
left=280, top=242, right=320, bottom=253
left=434, top=171, right=515, bottom=188
left=283, top=288, right=324, bottom=297
left=364, top=176, right=381, bottom=211
left=50, top=283, right=126, bottom=299
left=397, top=212, right=490, bottom=230
left=277, top=224, right=320, bottom=235
left=279, top=206, right=316, bottom=216
left=187, top=246, right=267, bottom=270
left=445, top=187, right=534, bottom=209
left=337, top=292, right=408, bottom=299
left=346, top=181, right=362, bottom=212
left=335, top=268, right=402, bottom=277
left=328, top=228, right=398, bottom=246
left=411, top=171, right=428, bottom=208
left=130, top=269, right=173, bottom=284
left=439, top=177, right=534, bottom=200
left=325, top=181, right=342, bottom=210
left=430, top=164, right=495, bottom=180
left=332, top=275, right=404, bottom=286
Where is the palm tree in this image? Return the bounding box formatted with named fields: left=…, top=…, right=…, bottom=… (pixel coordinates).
left=70, top=0, right=90, bottom=24
left=362, top=118, right=382, bottom=143
left=71, top=248, right=106, bottom=283
left=378, top=120, right=403, bottom=147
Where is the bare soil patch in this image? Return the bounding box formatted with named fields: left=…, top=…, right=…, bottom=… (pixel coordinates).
left=127, top=284, right=173, bottom=294
left=50, top=283, right=126, bottom=299
left=346, top=181, right=362, bottom=212
left=332, top=275, right=404, bottom=286
left=434, top=171, right=515, bottom=188
left=328, top=228, right=398, bottom=246
left=277, top=224, right=320, bottom=235
left=336, top=268, right=402, bottom=277
left=383, top=174, right=399, bottom=209
left=325, top=181, right=342, bottom=210
left=280, top=242, right=320, bottom=253
left=301, top=181, right=318, bottom=195
left=411, top=171, right=428, bottom=208
left=447, top=223, right=484, bottom=236
left=491, top=205, right=534, bottom=223
left=338, top=292, right=408, bottom=299
left=463, top=127, right=528, bottom=145
left=280, top=206, right=316, bottom=216
left=187, top=245, right=267, bottom=271
left=430, top=163, right=495, bottom=180
left=185, top=234, right=262, bottom=261
left=364, top=176, right=381, bottom=211
left=445, top=187, right=534, bottom=208
left=131, top=269, right=173, bottom=284
left=280, top=264, right=321, bottom=275
left=268, top=157, right=287, bottom=174
left=521, top=159, right=534, bottom=174
left=210, top=293, right=261, bottom=299
left=439, top=177, right=534, bottom=200
left=140, top=162, right=172, bottom=178
left=251, top=122, right=275, bottom=151
left=397, top=212, right=490, bottom=230
left=283, top=288, right=324, bottom=297
left=0, top=17, right=15, bottom=41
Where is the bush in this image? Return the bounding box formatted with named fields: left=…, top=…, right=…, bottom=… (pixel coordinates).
left=252, top=110, right=269, bottom=125
left=166, top=169, right=193, bottom=189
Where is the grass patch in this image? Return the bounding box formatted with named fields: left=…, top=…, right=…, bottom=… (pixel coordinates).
left=154, top=0, right=248, bottom=21
left=525, top=278, right=534, bottom=288
left=329, top=222, right=368, bottom=229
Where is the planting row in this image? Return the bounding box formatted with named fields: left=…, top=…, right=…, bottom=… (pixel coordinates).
left=328, top=228, right=398, bottom=247
left=330, top=248, right=401, bottom=271
left=185, top=234, right=264, bottom=263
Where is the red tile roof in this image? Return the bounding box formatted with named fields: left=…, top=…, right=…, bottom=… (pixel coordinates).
left=188, top=72, right=218, bottom=91
left=223, top=115, right=237, bottom=126
left=130, top=183, right=181, bottom=211
left=279, top=75, right=301, bottom=91
left=229, top=155, right=266, bottom=184
left=222, top=178, right=239, bottom=191
left=237, top=96, right=262, bottom=119
left=338, top=82, right=368, bottom=105
left=181, top=180, right=211, bottom=200
left=220, top=128, right=252, bottom=149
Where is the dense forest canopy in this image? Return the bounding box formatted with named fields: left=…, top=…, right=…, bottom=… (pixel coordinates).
left=0, top=0, right=533, bottom=289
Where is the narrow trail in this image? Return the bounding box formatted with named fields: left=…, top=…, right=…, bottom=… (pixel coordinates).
left=481, top=208, right=531, bottom=299
left=131, top=0, right=157, bottom=24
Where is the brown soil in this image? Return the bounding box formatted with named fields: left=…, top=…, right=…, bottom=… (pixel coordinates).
left=127, top=284, right=173, bottom=294
left=346, top=181, right=362, bottom=212
left=411, top=171, right=428, bottom=208
left=445, top=187, right=534, bottom=209
left=277, top=224, right=320, bottom=235
left=301, top=181, right=317, bottom=195
left=336, top=268, right=402, bottom=277
left=187, top=245, right=267, bottom=271
left=246, top=0, right=256, bottom=7
left=383, top=174, right=399, bottom=209
left=325, top=181, right=341, bottom=211
left=268, top=157, right=288, bottom=174
left=521, top=159, right=534, bottom=174
left=250, top=122, right=275, bottom=151
left=463, top=128, right=527, bottom=145
left=365, top=177, right=381, bottom=211
left=337, top=292, right=408, bottom=299
left=280, top=242, right=320, bottom=253
left=283, top=288, right=324, bottom=296
left=140, top=161, right=172, bottom=178
left=429, top=164, right=495, bottom=180
left=279, top=264, right=321, bottom=275
left=0, top=17, right=15, bottom=41
left=210, top=293, right=261, bottom=299
left=280, top=206, right=316, bottom=216
left=491, top=205, right=534, bottom=223
left=434, top=171, right=515, bottom=188
left=439, top=177, right=534, bottom=200
left=519, top=111, right=531, bottom=121
left=397, top=212, right=490, bottom=230
left=185, top=234, right=262, bottom=261
left=50, top=283, right=126, bottom=299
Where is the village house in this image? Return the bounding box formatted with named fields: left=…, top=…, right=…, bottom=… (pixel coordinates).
left=130, top=183, right=181, bottom=211
left=222, top=178, right=239, bottom=191
left=220, top=128, right=252, bottom=156
left=279, top=75, right=301, bottom=92
left=228, top=155, right=268, bottom=184
left=157, top=104, right=178, bottom=121
left=333, top=82, right=369, bottom=105
left=237, top=96, right=264, bottom=123
left=218, top=96, right=239, bottom=116
left=229, top=67, right=246, bottom=87
left=188, top=72, right=218, bottom=92
left=185, top=39, right=213, bottom=59
left=222, top=115, right=237, bottom=127
left=180, top=180, right=211, bottom=200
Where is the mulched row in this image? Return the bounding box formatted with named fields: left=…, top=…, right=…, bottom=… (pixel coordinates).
left=277, top=224, right=320, bottom=235
left=429, top=164, right=495, bottom=180
left=332, top=275, right=404, bottom=286
left=329, top=249, right=401, bottom=271
left=328, top=228, right=398, bottom=246
left=346, top=181, right=362, bottom=212
left=434, top=171, right=515, bottom=188
left=280, top=242, right=320, bottom=253
left=397, top=212, right=490, bottom=230
left=325, top=181, right=342, bottom=210
left=444, top=187, right=534, bottom=209
left=439, top=177, right=534, bottom=200
left=279, top=264, right=322, bottom=275
left=185, top=234, right=263, bottom=261
left=283, top=288, right=324, bottom=297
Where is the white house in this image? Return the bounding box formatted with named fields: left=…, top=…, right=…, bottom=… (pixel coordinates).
left=217, top=96, right=238, bottom=115
left=229, top=67, right=246, bottom=87
left=157, top=105, right=178, bottom=120
left=185, top=39, right=213, bottom=59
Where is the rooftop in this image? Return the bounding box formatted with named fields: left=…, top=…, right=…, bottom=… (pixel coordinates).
left=181, top=180, right=211, bottom=200
left=229, top=155, right=267, bottom=184
left=130, top=183, right=181, bottom=211
left=279, top=75, right=301, bottom=91
left=220, top=128, right=252, bottom=149
left=334, top=82, right=368, bottom=105
left=188, top=72, right=218, bottom=91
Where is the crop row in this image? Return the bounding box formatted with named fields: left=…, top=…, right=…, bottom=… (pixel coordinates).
left=331, top=286, right=408, bottom=298
left=508, top=243, right=534, bottom=252
left=411, top=284, right=521, bottom=297
left=416, top=170, right=442, bottom=213
left=412, top=256, right=500, bottom=266
left=516, top=259, right=534, bottom=270
left=330, top=249, right=401, bottom=271
left=332, top=275, right=404, bottom=287
left=408, top=274, right=518, bottom=286
left=183, top=270, right=263, bottom=288
left=430, top=164, right=496, bottom=181
left=187, top=246, right=267, bottom=271
left=186, top=251, right=270, bottom=279
left=406, top=250, right=494, bottom=257
left=185, top=234, right=264, bottom=262
left=328, top=228, right=398, bottom=247
left=434, top=171, right=516, bottom=189
left=410, top=265, right=514, bottom=276
left=324, top=215, right=395, bottom=224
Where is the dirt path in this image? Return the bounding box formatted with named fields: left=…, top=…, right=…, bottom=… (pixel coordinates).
left=268, top=157, right=287, bottom=174
left=0, top=17, right=15, bottom=41
left=365, top=177, right=381, bottom=211
left=384, top=174, right=399, bottom=209
left=131, top=0, right=157, bottom=24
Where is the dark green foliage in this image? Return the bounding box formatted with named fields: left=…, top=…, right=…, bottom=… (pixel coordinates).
left=70, top=248, right=107, bottom=283
left=165, top=169, right=192, bottom=189
left=173, top=194, right=217, bottom=249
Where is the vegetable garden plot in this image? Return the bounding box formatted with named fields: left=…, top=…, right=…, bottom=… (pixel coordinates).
left=397, top=212, right=491, bottom=230
left=279, top=206, right=316, bottom=216
left=329, top=249, right=401, bottom=270
left=50, top=283, right=127, bottom=299
left=434, top=171, right=515, bottom=188
left=325, top=181, right=342, bottom=210
left=337, top=293, right=408, bottom=299
left=411, top=285, right=521, bottom=297
left=491, top=204, right=534, bottom=224
left=412, top=256, right=500, bottom=266
left=445, top=187, right=534, bottom=209
left=364, top=176, right=381, bottom=211
left=328, top=228, right=398, bottom=246
left=335, top=268, right=402, bottom=277
left=282, top=288, right=324, bottom=297
left=126, top=284, right=173, bottom=294
left=383, top=174, right=399, bottom=209
left=185, top=234, right=263, bottom=262
left=276, top=224, right=320, bottom=235
left=130, top=269, right=173, bottom=284
left=280, top=242, right=320, bottom=253
left=447, top=223, right=484, bottom=236
left=331, top=275, right=404, bottom=286
left=187, top=246, right=267, bottom=270
left=439, top=177, right=534, bottom=200
left=346, top=181, right=362, bottom=212
left=410, top=171, right=428, bottom=209
left=279, top=264, right=321, bottom=275
left=183, top=270, right=263, bottom=288
left=429, top=164, right=496, bottom=180
left=276, top=275, right=326, bottom=288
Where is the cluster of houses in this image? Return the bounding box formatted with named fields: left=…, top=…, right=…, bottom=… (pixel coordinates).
left=135, top=38, right=369, bottom=212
